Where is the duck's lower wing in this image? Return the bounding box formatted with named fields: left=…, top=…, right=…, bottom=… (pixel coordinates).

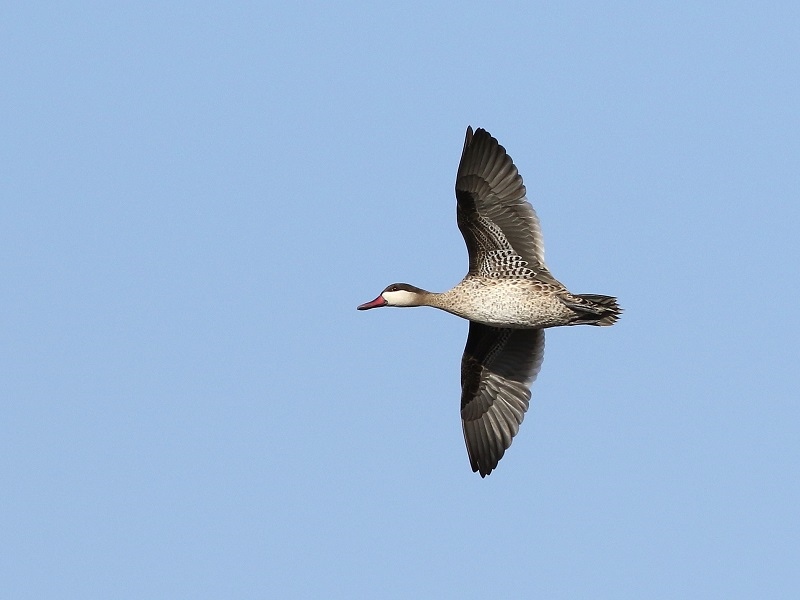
left=460, top=323, right=545, bottom=477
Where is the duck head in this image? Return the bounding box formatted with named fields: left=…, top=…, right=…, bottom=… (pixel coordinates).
left=357, top=283, right=428, bottom=310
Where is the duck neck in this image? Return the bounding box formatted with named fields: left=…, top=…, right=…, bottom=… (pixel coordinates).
left=419, top=287, right=464, bottom=317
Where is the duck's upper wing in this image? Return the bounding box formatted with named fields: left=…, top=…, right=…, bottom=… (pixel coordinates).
left=456, top=127, right=554, bottom=281
left=460, top=323, right=545, bottom=477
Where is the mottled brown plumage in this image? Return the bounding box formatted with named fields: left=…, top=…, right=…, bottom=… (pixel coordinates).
left=358, top=127, right=621, bottom=477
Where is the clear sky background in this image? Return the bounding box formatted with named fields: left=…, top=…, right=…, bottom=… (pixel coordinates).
left=2, top=2, right=799, bottom=598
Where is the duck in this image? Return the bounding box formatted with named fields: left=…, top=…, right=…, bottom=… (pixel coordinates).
left=358, top=126, right=621, bottom=477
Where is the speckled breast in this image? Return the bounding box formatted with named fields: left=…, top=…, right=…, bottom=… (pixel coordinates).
left=444, top=279, right=575, bottom=329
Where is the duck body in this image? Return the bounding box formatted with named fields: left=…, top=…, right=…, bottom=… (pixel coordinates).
left=429, top=277, right=610, bottom=329
left=358, top=126, right=621, bottom=477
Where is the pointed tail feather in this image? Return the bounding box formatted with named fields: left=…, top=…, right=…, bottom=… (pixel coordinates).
left=565, top=294, right=622, bottom=326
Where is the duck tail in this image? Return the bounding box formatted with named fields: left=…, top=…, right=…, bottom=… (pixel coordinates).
left=565, top=294, right=622, bottom=326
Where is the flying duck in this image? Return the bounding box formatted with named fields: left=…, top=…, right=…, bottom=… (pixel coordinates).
left=358, top=127, right=621, bottom=477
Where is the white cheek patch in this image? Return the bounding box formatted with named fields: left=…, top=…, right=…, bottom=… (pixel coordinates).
left=383, top=290, right=416, bottom=307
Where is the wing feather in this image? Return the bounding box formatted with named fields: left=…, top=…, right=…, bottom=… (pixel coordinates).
left=456, top=127, right=547, bottom=271
left=460, top=323, right=545, bottom=477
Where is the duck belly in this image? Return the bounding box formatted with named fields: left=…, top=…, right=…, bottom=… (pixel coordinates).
left=453, top=280, right=574, bottom=329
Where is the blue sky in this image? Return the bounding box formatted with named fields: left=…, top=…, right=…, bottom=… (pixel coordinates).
left=2, top=2, right=799, bottom=598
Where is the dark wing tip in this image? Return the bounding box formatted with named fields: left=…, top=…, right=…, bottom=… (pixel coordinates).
left=468, top=126, right=493, bottom=142
left=463, top=126, right=474, bottom=152
left=463, top=126, right=495, bottom=147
